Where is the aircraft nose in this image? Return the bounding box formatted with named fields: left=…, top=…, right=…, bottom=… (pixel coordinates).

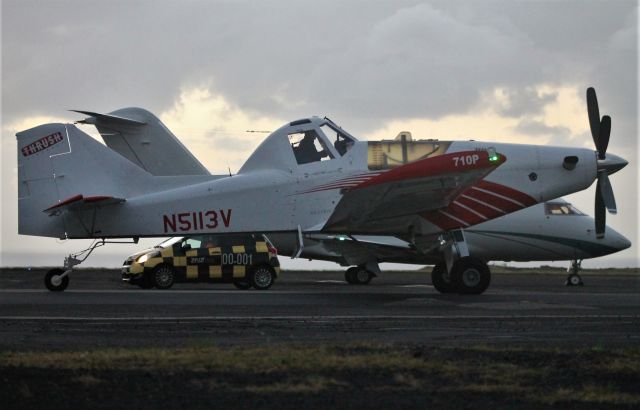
left=598, top=152, right=628, bottom=175
left=604, top=227, right=632, bottom=251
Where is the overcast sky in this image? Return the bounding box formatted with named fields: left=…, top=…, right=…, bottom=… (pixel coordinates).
left=1, top=0, right=638, bottom=269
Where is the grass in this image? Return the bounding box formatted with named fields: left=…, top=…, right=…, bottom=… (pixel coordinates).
left=1, top=344, right=639, bottom=409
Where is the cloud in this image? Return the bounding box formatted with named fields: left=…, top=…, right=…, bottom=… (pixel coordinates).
left=493, top=87, right=558, bottom=118
left=1, top=1, right=637, bottom=267
left=159, top=86, right=285, bottom=174
left=513, top=119, right=571, bottom=139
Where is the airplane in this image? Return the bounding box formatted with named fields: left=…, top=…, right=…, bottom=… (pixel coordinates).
left=268, top=198, right=630, bottom=290
left=17, top=88, right=627, bottom=293
left=71, top=109, right=630, bottom=290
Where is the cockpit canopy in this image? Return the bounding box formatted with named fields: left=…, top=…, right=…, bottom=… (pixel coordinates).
left=239, top=117, right=358, bottom=173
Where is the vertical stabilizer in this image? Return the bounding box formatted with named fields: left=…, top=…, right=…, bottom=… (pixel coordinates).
left=73, top=108, right=210, bottom=176
left=17, top=123, right=152, bottom=238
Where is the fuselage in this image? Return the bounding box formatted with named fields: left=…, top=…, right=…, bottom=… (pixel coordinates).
left=18, top=117, right=602, bottom=240
left=270, top=200, right=631, bottom=265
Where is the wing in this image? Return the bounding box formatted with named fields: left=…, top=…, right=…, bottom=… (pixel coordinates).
left=43, top=194, right=125, bottom=216
left=322, top=150, right=506, bottom=232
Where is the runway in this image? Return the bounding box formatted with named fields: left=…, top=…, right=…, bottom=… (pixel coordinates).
left=1, top=269, right=638, bottom=350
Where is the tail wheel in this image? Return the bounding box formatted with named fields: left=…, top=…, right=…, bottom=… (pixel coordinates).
left=344, top=267, right=358, bottom=284
left=451, top=257, right=491, bottom=295
left=152, top=265, right=175, bottom=289
left=250, top=266, right=275, bottom=290
left=431, top=262, right=456, bottom=294
left=44, top=268, right=69, bottom=292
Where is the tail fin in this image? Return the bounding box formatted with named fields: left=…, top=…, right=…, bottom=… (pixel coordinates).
left=17, top=123, right=152, bottom=238
left=72, top=107, right=210, bottom=176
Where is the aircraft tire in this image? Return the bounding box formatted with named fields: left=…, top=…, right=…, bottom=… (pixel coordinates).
left=431, top=262, right=456, bottom=294
left=44, top=268, right=69, bottom=292
left=152, top=264, right=175, bottom=289
left=353, top=267, right=373, bottom=285
left=345, top=267, right=358, bottom=284
left=451, top=257, right=491, bottom=295
left=250, top=265, right=275, bottom=290
left=566, top=273, right=583, bottom=286
left=233, top=281, right=252, bottom=290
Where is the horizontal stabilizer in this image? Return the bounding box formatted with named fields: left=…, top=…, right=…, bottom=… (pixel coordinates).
left=70, top=110, right=147, bottom=126
left=43, top=194, right=125, bottom=215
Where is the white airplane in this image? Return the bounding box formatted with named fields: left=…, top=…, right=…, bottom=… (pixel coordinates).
left=69, top=98, right=631, bottom=292
left=17, top=88, right=627, bottom=293
left=272, top=198, right=630, bottom=290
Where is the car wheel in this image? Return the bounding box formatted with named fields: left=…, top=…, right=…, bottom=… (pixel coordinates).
left=250, top=265, right=275, bottom=290
left=233, top=281, right=252, bottom=290
left=152, top=265, right=175, bottom=289
left=451, top=257, right=491, bottom=295
left=137, top=273, right=154, bottom=289
left=431, top=262, right=456, bottom=293
left=44, top=268, right=69, bottom=292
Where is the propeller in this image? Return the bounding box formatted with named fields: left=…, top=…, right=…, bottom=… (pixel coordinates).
left=586, top=87, right=624, bottom=239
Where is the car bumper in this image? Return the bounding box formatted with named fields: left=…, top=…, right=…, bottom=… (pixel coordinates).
left=121, top=263, right=145, bottom=283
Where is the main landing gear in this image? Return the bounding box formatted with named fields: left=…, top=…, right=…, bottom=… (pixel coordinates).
left=431, top=257, right=491, bottom=295
left=430, top=229, right=491, bottom=295
left=344, top=265, right=376, bottom=285
left=44, top=238, right=138, bottom=291
left=565, top=259, right=584, bottom=286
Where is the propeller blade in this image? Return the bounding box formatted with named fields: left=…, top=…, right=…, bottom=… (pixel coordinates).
left=586, top=87, right=601, bottom=143
left=598, top=170, right=617, bottom=214
left=598, top=115, right=611, bottom=158
left=595, top=180, right=606, bottom=239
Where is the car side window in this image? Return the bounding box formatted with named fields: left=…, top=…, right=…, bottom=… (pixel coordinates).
left=184, top=237, right=202, bottom=249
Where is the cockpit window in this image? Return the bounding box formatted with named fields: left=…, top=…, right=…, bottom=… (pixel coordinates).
left=545, top=203, right=585, bottom=215
left=320, top=124, right=355, bottom=156
left=289, top=130, right=334, bottom=165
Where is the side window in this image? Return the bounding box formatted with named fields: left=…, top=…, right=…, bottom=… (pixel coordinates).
left=289, top=130, right=334, bottom=165
left=184, top=237, right=202, bottom=249
left=320, top=124, right=355, bottom=156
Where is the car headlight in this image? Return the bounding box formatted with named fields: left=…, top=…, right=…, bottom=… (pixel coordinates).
left=137, top=251, right=160, bottom=264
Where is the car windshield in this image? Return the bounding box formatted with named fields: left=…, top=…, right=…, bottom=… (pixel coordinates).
left=154, top=236, right=184, bottom=248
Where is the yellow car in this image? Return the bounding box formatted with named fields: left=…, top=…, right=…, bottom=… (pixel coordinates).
left=122, top=234, right=280, bottom=290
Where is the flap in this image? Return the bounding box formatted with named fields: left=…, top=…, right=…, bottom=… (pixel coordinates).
left=323, top=150, right=506, bottom=232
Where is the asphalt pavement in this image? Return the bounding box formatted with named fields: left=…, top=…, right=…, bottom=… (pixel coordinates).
left=1, top=268, right=638, bottom=350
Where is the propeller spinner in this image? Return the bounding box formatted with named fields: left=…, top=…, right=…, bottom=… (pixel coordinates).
left=586, top=87, right=628, bottom=239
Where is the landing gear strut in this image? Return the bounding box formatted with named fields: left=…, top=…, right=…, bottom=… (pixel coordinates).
left=44, top=238, right=138, bottom=291
left=565, top=259, right=584, bottom=286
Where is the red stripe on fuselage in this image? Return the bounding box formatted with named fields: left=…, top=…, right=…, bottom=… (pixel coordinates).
left=351, top=151, right=505, bottom=191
